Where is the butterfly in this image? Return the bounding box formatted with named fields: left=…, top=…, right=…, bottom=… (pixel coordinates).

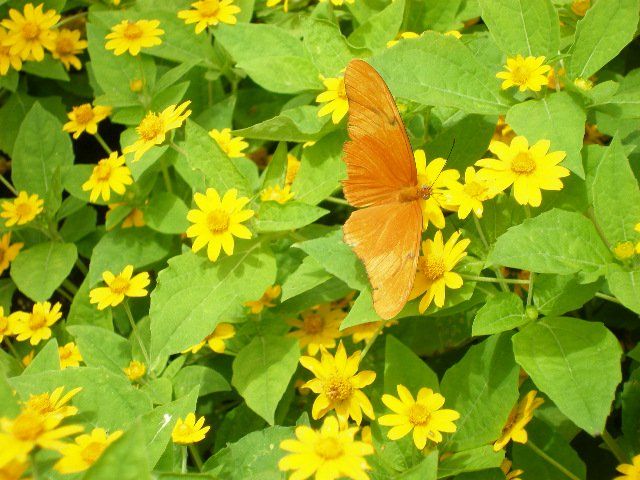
left=342, top=59, right=434, bottom=320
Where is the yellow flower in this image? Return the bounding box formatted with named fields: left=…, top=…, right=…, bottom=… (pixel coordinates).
left=89, top=265, right=150, bottom=310
left=22, top=351, right=34, bottom=367
left=0, top=459, right=29, bottom=480
left=63, top=103, right=112, bottom=140
left=616, top=454, right=640, bottom=480
left=285, top=153, right=300, bottom=185
left=444, top=167, right=496, bottom=219
left=378, top=384, right=460, bottom=449
left=0, top=3, right=60, bottom=61
left=571, top=0, right=591, bottom=16
left=279, top=416, right=374, bottom=480
left=496, top=55, right=551, bottom=92
left=0, top=28, right=23, bottom=76
left=58, top=342, right=83, bottom=369
left=300, top=342, right=376, bottom=426
left=0, top=233, right=23, bottom=275
left=129, top=78, right=144, bottom=92
left=546, top=67, right=565, bottom=90
left=104, top=19, right=164, bottom=56
left=614, top=241, right=636, bottom=260
left=82, top=152, right=133, bottom=203
left=209, top=128, right=248, bottom=158
left=573, top=77, right=593, bottom=91
left=501, top=459, right=524, bottom=480
left=123, top=360, right=146, bottom=381
left=0, top=409, right=83, bottom=467
left=0, top=308, right=11, bottom=342
left=319, top=0, right=355, bottom=6
left=123, top=101, right=192, bottom=161
left=107, top=204, right=145, bottom=228
left=11, top=302, right=63, bottom=346
left=50, top=29, right=87, bottom=70
left=244, top=285, right=281, bottom=314
left=493, top=391, right=544, bottom=451
left=23, top=386, right=82, bottom=420
left=287, top=304, right=345, bottom=355
left=171, top=413, right=210, bottom=445
left=266, top=0, right=289, bottom=12
left=342, top=320, right=397, bottom=344
left=413, top=150, right=460, bottom=229
left=54, top=428, right=123, bottom=473
left=445, top=30, right=462, bottom=39
left=386, top=31, right=420, bottom=48
left=1, top=191, right=44, bottom=227
left=182, top=322, right=236, bottom=354
left=476, top=136, right=570, bottom=207
left=492, top=116, right=516, bottom=144
left=186, top=188, right=254, bottom=262
left=409, top=231, right=470, bottom=312
left=178, top=0, right=241, bottom=33
left=316, top=75, right=349, bottom=125
left=260, top=184, right=294, bottom=204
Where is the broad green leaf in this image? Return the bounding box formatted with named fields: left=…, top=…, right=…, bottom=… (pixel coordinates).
left=437, top=446, right=504, bottom=478
left=397, top=450, right=437, bottom=479
left=567, top=0, right=639, bottom=79
left=472, top=292, right=526, bottom=336
left=0, top=279, right=16, bottom=312
left=478, top=0, right=559, bottom=58
left=173, top=366, right=230, bottom=398
left=60, top=206, right=98, bottom=243
left=488, top=209, right=611, bottom=281
left=261, top=142, right=287, bottom=190
left=150, top=242, right=276, bottom=365
left=0, top=374, right=19, bottom=417
left=597, top=69, right=640, bottom=118
left=21, top=56, right=69, bottom=81
left=281, top=256, right=331, bottom=301
left=506, top=92, right=586, bottom=177
left=255, top=201, right=328, bottom=232
left=68, top=325, right=131, bottom=374
left=622, top=368, right=640, bottom=453
left=23, top=339, right=60, bottom=375
left=349, top=0, right=404, bottom=50
left=232, top=336, right=299, bottom=424
left=303, top=17, right=357, bottom=76
left=370, top=33, right=512, bottom=114
left=384, top=335, right=439, bottom=394
left=234, top=105, right=335, bottom=142
left=512, top=317, right=622, bottom=434
left=441, top=333, right=520, bottom=450
left=10, top=242, right=77, bottom=302
left=142, top=192, right=190, bottom=235
left=534, top=274, right=601, bottom=317
left=606, top=267, right=640, bottom=314
left=67, top=277, right=113, bottom=330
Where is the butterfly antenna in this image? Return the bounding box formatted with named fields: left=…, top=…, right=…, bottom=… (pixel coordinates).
left=429, top=139, right=456, bottom=188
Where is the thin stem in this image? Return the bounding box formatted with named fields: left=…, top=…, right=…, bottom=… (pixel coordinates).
left=4, top=338, right=22, bottom=363
left=527, top=440, right=580, bottom=480
left=56, top=287, right=74, bottom=303
left=62, top=279, right=78, bottom=295
left=75, top=258, right=88, bottom=276
left=595, top=292, right=623, bottom=305
left=473, top=215, right=489, bottom=251
left=360, top=322, right=386, bottom=359
left=524, top=205, right=532, bottom=219
left=170, top=142, right=188, bottom=157
left=0, top=174, right=18, bottom=196
left=160, top=159, right=174, bottom=194
left=324, top=196, right=350, bottom=206
left=123, top=301, right=152, bottom=370
left=94, top=132, right=112, bottom=155
left=601, top=429, right=628, bottom=464
left=461, top=274, right=530, bottom=285
left=188, top=444, right=204, bottom=471
left=55, top=11, right=88, bottom=28
left=181, top=446, right=188, bottom=473
left=526, top=271, right=535, bottom=307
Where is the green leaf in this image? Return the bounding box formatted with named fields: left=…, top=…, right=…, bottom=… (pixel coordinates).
left=261, top=142, right=287, bottom=190
left=255, top=201, right=328, bottom=232
left=142, top=192, right=190, bottom=235
left=173, top=366, right=230, bottom=398
left=488, top=209, right=611, bottom=281
left=303, top=17, right=357, bottom=76
left=437, top=446, right=504, bottom=478
left=150, top=243, right=276, bottom=364
left=0, top=374, right=19, bottom=417
left=384, top=335, right=439, bottom=394
left=0, top=279, right=16, bottom=312
left=534, top=274, right=601, bottom=317
left=472, top=292, right=526, bottom=336
left=281, top=256, right=331, bottom=301
left=68, top=325, right=131, bottom=374
left=505, top=92, right=586, bottom=177
left=232, top=335, right=299, bottom=424
left=234, top=105, right=335, bottom=142
left=67, top=277, right=113, bottom=330
left=10, top=242, right=77, bottom=302
left=606, top=266, right=640, bottom=314
left=348, top=0, right=404, bottom=50
left=512, top=317, right=622, bottom=434
left=370, top=32, right=512, bottom=114
left=478, top=0, right=559, bottom=58
left=23, top=339, right=60, bottom=375
left=441, top=333, right=520, bottom=450
left=622, top=368, right=640, bottom=453
left=567, top=0, right=640, bottom=79
left=21, top=56, right=69, bottom=81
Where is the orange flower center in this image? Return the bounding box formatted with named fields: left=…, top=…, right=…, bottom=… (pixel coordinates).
left=408, top=403, right=430, bottom=426
left=123, top=23, right=144, bottom=40
left=137, top=114, right=164, bottom=141
left=509, top=66, right=531, bottom=86
left=510, top=152, right=536, bottom=174
left=28, top=312, right=47, bottom=330
left=206, top=209, right=229, bottom=233
left=419, top=256, right=445, bottom=281
left=73, top=105, right=95, bottom=125
left=14, top=201, right=33, bottom=219
left=463, top=181, right=486, bottom=198
left=21, top=22, right=41, bottom=40
left=81, top=441, right=107, bottom=464
left=314, top=437, right=344, bottom=460
left=26, top=393, right=54, bottom=414
left=302, top=313, right=324, bottom=334
left=175, top=423, right=192, bottom=437
left=109, top=276, right=130, bottom=294
left=94, top=161, right=113, bottom=182
left=323, top=375, right=353, bottom=403
left=56, top=37, right=75, bottom=55
left=11, top=411, right=45, bottom=441
left=199, top=0, right=221, bottom=17
left=59, top=347, right=72, bottom=360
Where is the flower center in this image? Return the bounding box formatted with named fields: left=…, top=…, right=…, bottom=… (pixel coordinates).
left=56, top=37, right=75, bottom=55
left=510, top=152, right=536, bottom=174
left=21, top=22, right=40, bottom=40
left=408, top=404, right=430, bottom=426
left=11, top=411, right=45, bottom=441
left=0, top=44, right=10, bottom=56
left=417, top=184, right=433, bottom=200
left=81, top=441, right=107, bottom=464
left=26, top=394, right=53, bottom=414
left=109, top=276, right=130, bottom=294
left=419, top=256, right=446, bottom=280
left=0, top=248, right=5, bottom=264
left=463, top=181, right=486, bottom=198
left=206, top=209, right=230, bottom=234
left=74, top=105, right=95, bottom=125
left=28, top=312, right=47, bottom=330
left=314, top=437, right=344, bottom=460
left=94, top=162, right=113, bottom=182
left=510, top=66, right=531, bottom=85
left=199, top=0, right=221, bottom=17
left=337, top=79, right=347, bottom=100
left=123, top=23, right=144, bottom=40
left=59, top=348, right=72, bottom=360
left=176, top=423, right=192, bottom=436
left=303, top=313, right=324, bottom=334
left=137, top=114, right=164, bottom=141
left=15, top=202, right=33, bottom=219
left=323, top=375, right=353, bottom=403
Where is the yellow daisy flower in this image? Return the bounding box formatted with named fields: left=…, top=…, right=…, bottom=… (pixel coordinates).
left=614, top=241, right=636, bottom=260
left=58, top=342, right=83, bottom=369
left=107, top=204, right=145, bottom=229
left=23, top=386, right=82, bottom=420
left=123, top=360, right=146, bottom=381
left=182, top=322, right=236, bottom=354
left=444, top=166, right=496, bottom=219
left=63, top=104, right=112, bottom=140
left=171, top=413, right=210, bottom=444
left=22, top=350, right=34, bottom=367
left=0, top=459, right=29, bottom=480
left=616, top=454, right=640, bottom=480
left=0, top=28, right=23, bottom=76
left=501, top=459, right=524, bottom=480
left=319, top=0, right=355, bottom=6
left=11, top=301, right=63, bottom=346
left=378, top=384, right=460, bottom=449
left=413, top=150, right=459, bottom=229
left=209, top=128, right=249, bottom=158
left=260, top=184, right=294, bottom=204
left=54, top=428, right=123, bottom=474
left=476, top=136, right=570, bottom=207
left=285, top=153, right=300, bottom=185
left=50, top=29, right=87, bottom=70
left=492, top=116, right=516, bottom=144
left=244, top=285, right=281, bottom=314
left=342, top=320, right=397, bottom=344
left=178, top=0, right=241, bottom=33
left=0, top=232, right=23, bottom=275
left=496, top=55, right=551, bottom=92
left=104, top=19, right=164, bottom=56
left=409, top=231, right=470, bottom=312
left=0, top=308, right=11, bottom=342
left=0, top=3, right=60, bottom=61
left=266, top=0, right=289, bottom=12
left=546, top=67, right=565, bottom=90
left=89, top=265, right=150, bottom=310
left=123, top=101, right=192, bottom=161
left=316, top=75, right=349, bottom=125
left=386, top=31, right=420, bottom=48
left=493, top=391, right=544, bottom=451
left=1, top=191, right=44, bottom=227
left=186, top=188, right=254, bottom=262
left=279, top=416, right=374, bottom=480
left=300, top=342, right=376, bottom=426
left=82, top=152, right=133, bottom=203
left=287, top=304, right=345, bottom=355
left=571, top=0, right=591, bottom=16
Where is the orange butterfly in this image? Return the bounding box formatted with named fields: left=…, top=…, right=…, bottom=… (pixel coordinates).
left=342, top=59, right=432, bottom=320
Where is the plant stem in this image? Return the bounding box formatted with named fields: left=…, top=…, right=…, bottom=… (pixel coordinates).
left=527, top=440, right=581, bottom=480
left=75, top=258, right=89, bottom=276
left=360, top=322, right=386, bottom=359
left=0, top=174, right=18, bottom=196
left=461, top=274, right=530, bottom=285
left=526, top=271, right=535, bottom=307
left=56, top=287, right=74, bottom=303
left=601, top=429, right=628, bottom=464
left=55, top=11, right=88, bottom=28
left=94, top=132, right=112, bottom=155
left=170, top=142, right=188, bottom=157
left=123, top=301, right=152, bottom=369
left=325, top=196, right=350, bottom=206
left=188, top=444, right=204, bottom=471
left=181, top=446, right=188, bottom=473
left=473, top=214, right=489, bottom=251
left=62, top=279, right=78, bottom=295
left=4, top=338, right=22, bottom=363
left=595, top=292, right=623, bottom=305
left=160, top=159, right=174, bottom=194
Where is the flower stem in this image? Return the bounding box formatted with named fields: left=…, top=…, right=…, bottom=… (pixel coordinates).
left=62, top=279, right=78, bottom=295
left=56, top=287, right=74, bottom=303
left=527, top=440, right=581, bottom=480
left=595, top=292, right=623, bottom=305
left=526, top=271, right=535, bottom=307
left=75, top=258, right=89, bottom=276
left=55, top=11, right=88, bottom=28
left=473, top=214, right=489, bottom=251
left=324, top=196, right=350, bottom=206
left=123, top=301, right=152, bottom=369
left=4, top=338, right=22, bottom=363
left=360, top=321, right=385, bottom=359
left=94, top=132, right=112, bottom=155
left=0, top=174, right=17, bottom=196
left=181, top=446, right=188, bottom=473
left=460, top=274, right=529, bottom=285
left=170, top=142, right=188, bottom=157
left=601, top=429, right=628, bottom=464
left=160, top=158, right=174, bottom=194
left=188, top=444, right=204, bottom=471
